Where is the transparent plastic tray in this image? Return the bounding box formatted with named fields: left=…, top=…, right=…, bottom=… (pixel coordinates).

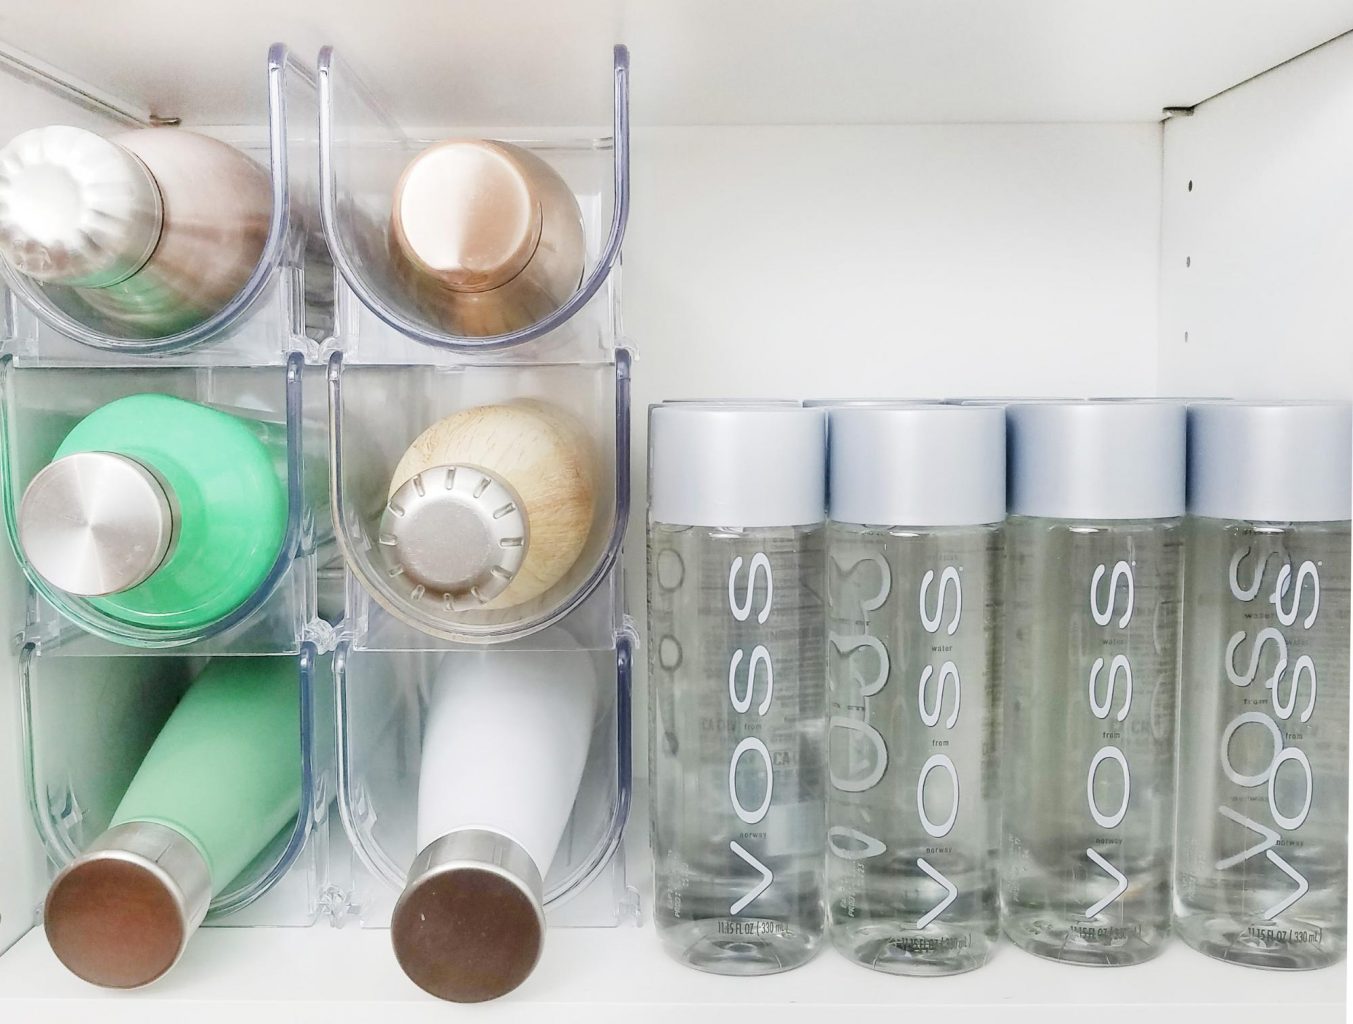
left=0, top=354, right=324, bottom=652
left=331, top=627, right=632, bottom=927
left=317, top=45, right=629, bottom=364
left=330, top=348, right=631, bottom=649
left=0, top=44, right=327, bottom=365
left=19, top=642, right=331, bottom=925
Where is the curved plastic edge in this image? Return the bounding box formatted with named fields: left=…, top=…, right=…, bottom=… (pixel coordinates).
left=329, top=346, right=631, bottom=645
left=317, top=44, right=630, bottom=353
left=543, top=625, right=633, bottom=907
left=0, top=43, right=308, bottom=356
left=331, top=629, right=632, bottom=908
left=0, top=351, right=309, bottom=649
left=18, top=640, right=321, bottom=919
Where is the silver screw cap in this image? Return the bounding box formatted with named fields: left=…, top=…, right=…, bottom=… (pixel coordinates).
left=379, top=464, right=529, bottom=608
left=19, top=451, right=176, bottom=596
left=0, top=125, right=163, bottom=287
left=391, top=829, right=546, bottom=1003
left=44, top=821, right=213, bottom=989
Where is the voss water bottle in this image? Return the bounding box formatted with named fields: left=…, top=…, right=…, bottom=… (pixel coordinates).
left=648, top=402, right=827, bottom=974
left=1175, top=401, right=1350, bottom=970
left=825, top=404, right=1004, bottom=975
left=1001, top=401, right=1185, bottom=965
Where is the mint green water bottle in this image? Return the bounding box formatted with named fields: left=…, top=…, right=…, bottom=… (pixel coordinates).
left=16, top=393, right=288, bottom=632
left=42, top=656, right=301, bottom=988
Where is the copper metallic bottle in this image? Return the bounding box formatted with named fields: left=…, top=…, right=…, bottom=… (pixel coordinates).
left=0, top=125, right=271, bottom=335
left=388, top=140, right=585, bottom=336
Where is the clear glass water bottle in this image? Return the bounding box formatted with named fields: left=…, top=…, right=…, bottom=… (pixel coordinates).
left=1001, top=401, right=1185, bottom=965
left=648, top=401, right=827, bottom=974
left=824, top=404, right=1005, bottom=975
left=1175, top=401, right=1350, bottom=970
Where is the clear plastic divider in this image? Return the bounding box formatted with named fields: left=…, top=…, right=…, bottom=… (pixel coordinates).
left=19, top=641, right=329, bottom=924
left=0, top=354, right=320, bottom=652
left=332, top=629, right=632, bottom=927
left=0, top=44, right=327, bottom=365
left=317, top=45, right=628, bottom=363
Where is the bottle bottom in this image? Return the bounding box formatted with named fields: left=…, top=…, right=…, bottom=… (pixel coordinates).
left=1002, top=906, right=1168, bottom=967
left=1174, top=911, right=1346, bottom=971
left=830, top=919, right=996, bottom=976
left=656, top=920, right=821, bottom=976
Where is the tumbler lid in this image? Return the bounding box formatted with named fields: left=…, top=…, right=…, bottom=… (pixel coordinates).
left=391, top=829, right=546, bottom=1003
left=0, top=126, right=162, bottom=288
left=19, top=451, right=176, bottom=596
left=648, top=402, right=826, bottom=527
left=1188, top=401, right=1352, bottom=522
left=1007, top=400, right=1185, bottom=520
left=380, top=464, right=529, bottom=607
left=829, top=404, right=1005, bottom=526
left=44, top=821, right=212, bottom=989
left=392, top=140, right=542, bottom=293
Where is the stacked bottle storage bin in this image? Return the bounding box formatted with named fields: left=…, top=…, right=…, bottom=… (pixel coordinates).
left=0, top=40, right=636, bottom=999
left=319, top=44, right=635, bottom=1000
left=0, top=44, right=334, bottom=986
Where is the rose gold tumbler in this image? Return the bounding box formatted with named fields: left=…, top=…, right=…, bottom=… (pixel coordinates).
left=389, top=140, right=585, bottom=337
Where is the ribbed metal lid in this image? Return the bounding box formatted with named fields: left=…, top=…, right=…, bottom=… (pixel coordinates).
left=0, top=126, right=162, bottom=288
left=379, top=464, right=529, bottom=608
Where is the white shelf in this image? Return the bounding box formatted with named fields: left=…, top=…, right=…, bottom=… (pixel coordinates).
left=0, top=922, right=1343, bottom=1023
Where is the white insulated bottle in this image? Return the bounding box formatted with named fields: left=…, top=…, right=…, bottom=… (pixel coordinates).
left=391, top=646, right=599, bottom=1002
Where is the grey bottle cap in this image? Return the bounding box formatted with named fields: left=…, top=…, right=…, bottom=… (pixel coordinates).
left=19, top=451, right=176, bottom=596
left=805, top=398, right=936, bottom=408
left=1188, top=401, right=1352, bottom=522
left=392, top=829, right=545, bottom=1003
left=379, top=464, right=529, bottom=608
left=829, top=405, right=1005, bottom=526
left=44, top=821, right=212, bottom=989
left=0, top=126, right=163, bottom=288
left=1008, top=401, right=1185, bottom=520
left=663, top=398, right=802, bottom=406
left=649, top=403, right=826, bottom=528
left=945, top=396, right=1079, bottom=406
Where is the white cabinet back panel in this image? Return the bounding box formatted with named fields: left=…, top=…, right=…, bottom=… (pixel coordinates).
left=0, top=2, right=1349, bottom=125
left=623, top=124, right=1164, bottom=761
left=1161, top=32, right=1353, bottom=397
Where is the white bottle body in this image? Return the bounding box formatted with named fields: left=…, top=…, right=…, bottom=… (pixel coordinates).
left=418, top=648, right=599, bottom=874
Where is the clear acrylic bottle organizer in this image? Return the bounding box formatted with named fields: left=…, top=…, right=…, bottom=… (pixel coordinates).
left=331, top=624, right=634, bottom=928
left=316, top=44, right=628, bottom=363
left=0, top=353, right=329, bottom=652
left=329, top=348, right=630, bottom=648
left=19, top=641, right=333, bottom=927
left=0, top=43, right=328, bottom=365
left=319, top=42, right=631, bottom=646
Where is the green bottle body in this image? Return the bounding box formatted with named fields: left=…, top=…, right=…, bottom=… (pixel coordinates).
left=54, top=394, right=288, bottom=630
left=110, top=657, right=302, bottom=893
